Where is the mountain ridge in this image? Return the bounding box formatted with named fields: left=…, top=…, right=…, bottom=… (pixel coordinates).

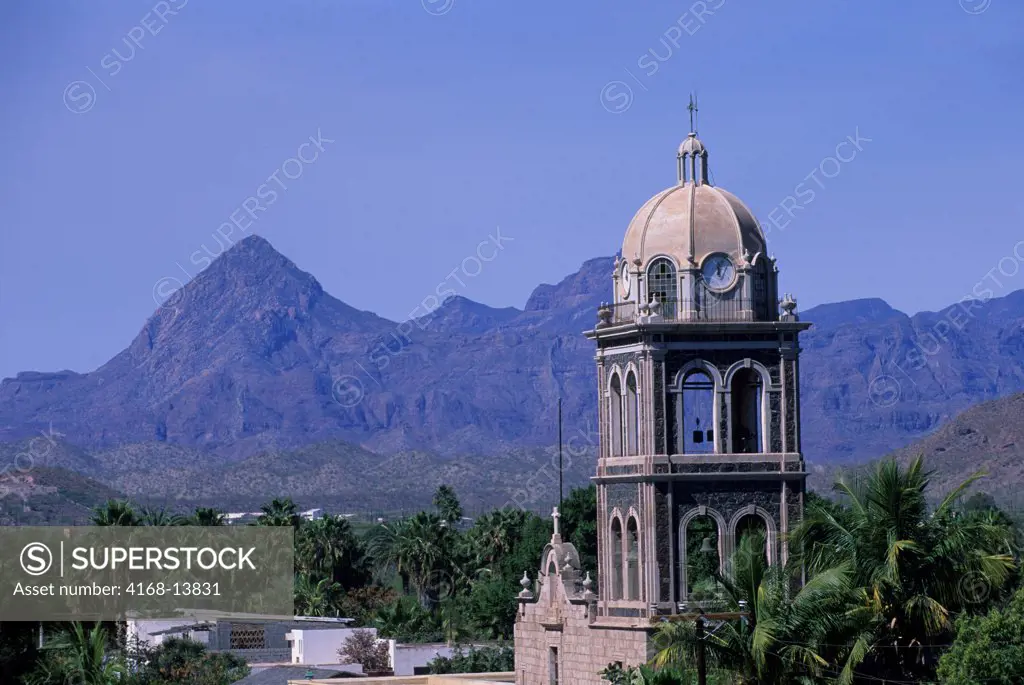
left=2, top=235, right=1024, bottom=468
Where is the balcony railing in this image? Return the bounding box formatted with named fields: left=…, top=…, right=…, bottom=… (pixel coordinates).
left=598, top=295, right=774, bottom=326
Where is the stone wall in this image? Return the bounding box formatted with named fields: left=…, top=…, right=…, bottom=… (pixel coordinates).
left=515, top=563, right=650, bottom=685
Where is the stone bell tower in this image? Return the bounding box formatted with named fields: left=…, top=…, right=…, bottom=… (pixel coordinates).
left=514, top=117, right=811, bottom=685
left=586, top=124, right=811, bottom=620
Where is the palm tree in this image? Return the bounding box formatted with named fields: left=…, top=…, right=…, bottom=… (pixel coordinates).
left=433, top=484, right=463, bottom=525
left=466, top=508, right=526, bottom=568
left=366, top=512, right=458, bottom=608
left=191, top=507, right=225, bottom=526
left=256, top=497, right=301, bottom=528
left=371, top=596, right=439, bottom=640
left=90, top=500, right=140, bottom=526
left=30, top=622, right=125, bottom=685
left=297, top=514, right=369, bottom=589
left=791, top=456, right=1016, bottom=683
left=652, top=533, right=853, bottom=685
left=140, top=506, right=188, bottom=526
left=294, top=573, right=342, bottom=617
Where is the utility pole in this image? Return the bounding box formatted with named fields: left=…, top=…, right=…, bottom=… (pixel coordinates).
left=651, top=608, right=751, bottom=685
left=695, top=613, right=706, bottom=685
left=558, top=398, right=564, bottom=510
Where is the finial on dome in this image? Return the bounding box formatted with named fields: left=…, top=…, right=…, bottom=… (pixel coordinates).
left=678, top=94, right=709, bottom=186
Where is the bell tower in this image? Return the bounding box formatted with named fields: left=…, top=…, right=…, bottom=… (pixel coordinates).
left=584, top=127, right=811, bottom=620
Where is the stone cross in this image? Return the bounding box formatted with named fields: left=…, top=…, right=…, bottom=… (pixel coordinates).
left=552, top=507, right=561, bottom=536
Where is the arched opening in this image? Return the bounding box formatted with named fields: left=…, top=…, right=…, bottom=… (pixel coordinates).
left=734, top=514, right=769, bottom=570
left=677, top=370, right=715, bottom=454
left=626, top=517, right=640, bottom=600
left=730, top=368, right=764, bottom=453
left=610, top=518, right=624, bottom=599
left=684, top=515, right=720, bottom=599
left=752, top=260, right=769, bottom=320
left=546, top=556, right=558, bottom=602
left=647, top=258, right=678, bottom=319
left=625, top=371, right=639, bottom=456
left=609, top=373, right=623, bottom=457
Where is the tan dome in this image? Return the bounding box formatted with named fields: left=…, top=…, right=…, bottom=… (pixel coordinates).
left=622, top=181, right=766, bottom=269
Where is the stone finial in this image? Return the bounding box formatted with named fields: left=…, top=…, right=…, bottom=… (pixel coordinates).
left=648, top=293, right=662, bottom=316
left=552, top=507, right=561, bottom=536
left=780, top=293, right=798, bottom=321
left=518, top=571, right=534, bottom=600
left=597, top=303, right=612, bottom=328
left=581, top=571, right=597, bottom=599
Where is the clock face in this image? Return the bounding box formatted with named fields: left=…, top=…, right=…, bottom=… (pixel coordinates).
left=702, top=254, right=735, bottom=290
left=620, top=262, right=631, bottom=297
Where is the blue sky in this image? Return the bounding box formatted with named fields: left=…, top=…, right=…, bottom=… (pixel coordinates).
left=1, top=0, right=1022, bottom=380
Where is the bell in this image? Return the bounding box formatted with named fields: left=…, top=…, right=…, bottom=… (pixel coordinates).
left=700, top=537, right=716, bottom=554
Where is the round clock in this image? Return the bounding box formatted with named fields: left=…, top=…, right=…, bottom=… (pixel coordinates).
left=620, top=261, right=631, bottom=297
left=701, top=254, right=735, bottom=290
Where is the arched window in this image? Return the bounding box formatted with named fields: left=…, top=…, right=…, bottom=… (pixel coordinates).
left=676, top=370, right=715, bottom=454
left=735, top=514, right=769, bottom=569
left=684, top=514, right=720, bottom=598
left=626, top=517, right=640, bottom=600
left=610, top=518, right=624, bottom=599
left=731, top=368, right=764, bottom=453
left=752, top=259, right=769, bottom=320
left=609, top=374, right=623, bottom=457
left=625, top=371, right=639, bottom=455
left=647, top=258, right=678, bottom=319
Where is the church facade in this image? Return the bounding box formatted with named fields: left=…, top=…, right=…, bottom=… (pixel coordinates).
left=514, top=124, right=810, bottom=685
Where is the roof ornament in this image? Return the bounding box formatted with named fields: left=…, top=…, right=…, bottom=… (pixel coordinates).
left=678, top=94, right=708, bottom=185
left=780, top=293, right=799, bottom=321
left=518, top=571, right=534, bottom=600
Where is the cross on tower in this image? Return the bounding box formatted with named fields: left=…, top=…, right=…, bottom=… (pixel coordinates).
left=687, top=93, right=699, bottom=133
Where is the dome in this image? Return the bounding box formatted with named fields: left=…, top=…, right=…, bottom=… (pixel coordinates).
left=623, top=134, right=766, bottom=270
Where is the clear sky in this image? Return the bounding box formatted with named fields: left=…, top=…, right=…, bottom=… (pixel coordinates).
left=1, top=0, right=1022, bottom=380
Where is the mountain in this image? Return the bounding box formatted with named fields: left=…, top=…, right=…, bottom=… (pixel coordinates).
left=0, top=465, right=122, bottom=525
left=883, top=392, right=1024, bottom=509
left=2, top=235, right=1024, bottom=471
left=109, top=440, right=594, bottom=515
left=798, top=290, right=1024, bottom=461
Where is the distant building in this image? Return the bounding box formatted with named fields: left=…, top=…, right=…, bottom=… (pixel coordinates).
left=129, top=612, right=484, bottom=679
left=223, top=512, right=261, bottom=525
left=128, top=612, right=354, bottom=665
left=515, top=120, right=810, bottom=683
